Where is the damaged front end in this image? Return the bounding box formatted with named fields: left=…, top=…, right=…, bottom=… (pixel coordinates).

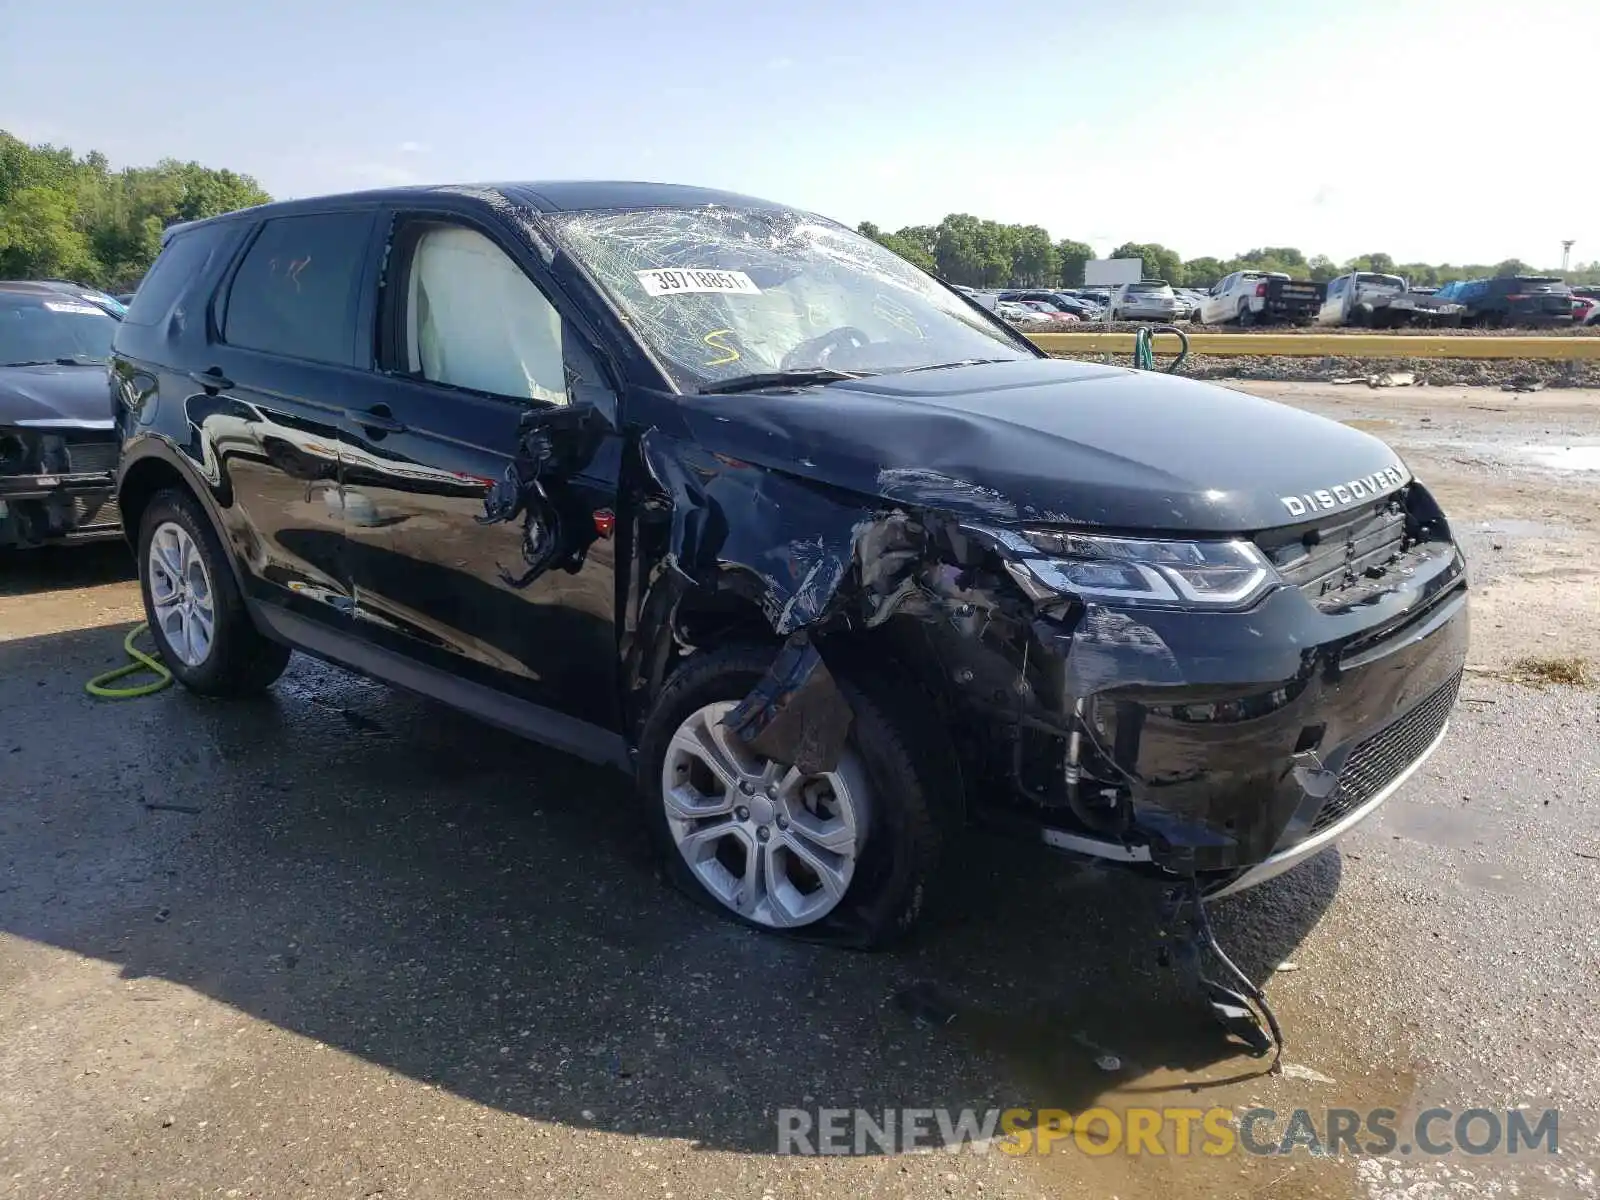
left=0, top=423, right=122, bottom=548
left=630, top=426, right=1468, bottom=896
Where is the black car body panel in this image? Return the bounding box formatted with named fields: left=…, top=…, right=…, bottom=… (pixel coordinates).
left=640, top=360, right=1412, bottom=533
left=0, top=289, right=123, bottom=547
left=111, top=182, right=1468, bottom=893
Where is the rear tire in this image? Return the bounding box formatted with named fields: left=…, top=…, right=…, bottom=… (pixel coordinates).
left=137, top=488, right=290, bottom=697
left=638, top=643, right=958, bottom=948
left=1237, top=303, right=1254, bottom=327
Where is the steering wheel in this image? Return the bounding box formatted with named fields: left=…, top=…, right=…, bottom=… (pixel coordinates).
left=780, top=326, right=872, bottom=371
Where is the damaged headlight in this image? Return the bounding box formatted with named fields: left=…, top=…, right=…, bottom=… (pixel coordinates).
left=1003, top=529, right=1276, bottom=608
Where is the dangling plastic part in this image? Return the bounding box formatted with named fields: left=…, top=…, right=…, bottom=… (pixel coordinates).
left=1177, top=875, right=1285, bottom=1073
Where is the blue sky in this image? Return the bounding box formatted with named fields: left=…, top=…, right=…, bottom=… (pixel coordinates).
left=3, top=0, right=1593, bottom=267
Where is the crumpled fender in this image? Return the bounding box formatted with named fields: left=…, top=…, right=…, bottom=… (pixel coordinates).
left=640, top=428, right=933, bottom=770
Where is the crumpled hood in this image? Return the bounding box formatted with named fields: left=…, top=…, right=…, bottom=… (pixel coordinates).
left=0, top=364, right=114, bottom=427
left=668, top=359, right=1411, bottom=533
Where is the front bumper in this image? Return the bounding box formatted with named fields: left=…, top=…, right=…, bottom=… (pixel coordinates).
left=1011, top=538, right=1469, bottom=887
left=1, top=431, right=121, bottom=548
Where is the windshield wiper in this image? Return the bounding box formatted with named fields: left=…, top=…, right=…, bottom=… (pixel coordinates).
left=898, top=358, right=1019, bottom=374
left=0, top=358, right=100, bottom=368
left=699, top=369, right=863, bottom=395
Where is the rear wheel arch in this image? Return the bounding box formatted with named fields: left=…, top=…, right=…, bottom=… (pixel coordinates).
left=118, top=455, right=189, bottom=545
left=118, top=451, right=249, bottom=593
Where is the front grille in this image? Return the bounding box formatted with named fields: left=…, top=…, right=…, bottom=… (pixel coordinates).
left=1309, top=670, right=1461, bottom=833
left=66, top=441, right=119, bottom=476
left=1258, top=497, right=1408, bottom=605
left=71, top=495, right=121, bottom=530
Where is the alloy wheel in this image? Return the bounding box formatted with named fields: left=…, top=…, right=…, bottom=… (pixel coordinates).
left=147, top=521, right=216, bottom=667
left=662, top=701, right=871, bottom=928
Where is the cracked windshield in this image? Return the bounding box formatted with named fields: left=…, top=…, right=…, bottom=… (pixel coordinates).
left=548, top=207, right=1027, bottom=389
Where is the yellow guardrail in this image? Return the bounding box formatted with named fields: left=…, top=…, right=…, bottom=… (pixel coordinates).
left=1025, top=331, right=1600, bottom=360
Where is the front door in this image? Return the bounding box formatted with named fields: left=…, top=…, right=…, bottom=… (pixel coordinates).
left=334, top=212, right=625, bottom=731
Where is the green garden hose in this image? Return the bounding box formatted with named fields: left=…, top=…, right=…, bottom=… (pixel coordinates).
left=85, top=622, right=172, bottom=699
left=1133, top=324, right=1190, bottom=374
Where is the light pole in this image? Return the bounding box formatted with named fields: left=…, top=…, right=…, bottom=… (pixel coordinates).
left=1561, top=240, right=1575, bottom=274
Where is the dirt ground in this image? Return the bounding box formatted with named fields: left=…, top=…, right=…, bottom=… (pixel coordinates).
left=1226, top=380, right=1600, bottom=676
left=1, top=384, right=1596, bottom=1200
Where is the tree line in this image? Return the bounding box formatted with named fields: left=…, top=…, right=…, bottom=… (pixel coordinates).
left=1, top=131, right=270, bottom=290
left=858, top=215, right=1600, bottom=290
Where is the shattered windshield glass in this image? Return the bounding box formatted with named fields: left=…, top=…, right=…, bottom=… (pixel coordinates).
left=544, top=207, right=1033, bottom=391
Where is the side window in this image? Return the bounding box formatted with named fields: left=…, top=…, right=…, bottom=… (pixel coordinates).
left=391, top=221, right=581, bottom=406
left=223, top=213, right=372, bottom=365
left=1328, top=277, right=1347, bottom=298
left=122, top=225, right=232, bottom=327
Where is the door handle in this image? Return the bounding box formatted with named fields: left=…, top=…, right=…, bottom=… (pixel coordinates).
left=189, top=368, right=233, bottom=392
left=353, top=405, right=407, bottom=434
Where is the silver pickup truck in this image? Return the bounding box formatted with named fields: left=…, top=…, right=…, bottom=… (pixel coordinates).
left=1316, top=272, right=1465, bottom=328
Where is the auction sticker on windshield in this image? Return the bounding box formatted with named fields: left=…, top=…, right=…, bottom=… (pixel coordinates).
left=636, top=269, right=762, bottom=297
left=43, top=302, right=105, bottom=316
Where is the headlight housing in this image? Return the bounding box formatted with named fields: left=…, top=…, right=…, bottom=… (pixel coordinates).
left=992, top=528, right=1277, bottom=609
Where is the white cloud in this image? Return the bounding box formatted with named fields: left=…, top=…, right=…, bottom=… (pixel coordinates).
left=397, top=141, right=430, bottom=154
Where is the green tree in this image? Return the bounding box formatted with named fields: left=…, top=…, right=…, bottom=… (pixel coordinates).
left=1395, top=262, right=1438, bottom=287
left=1307, top=254, right=1338, bottom=283
left=1493, top=258, right=1533, bottom=277
left=1182, top=256, right=1225, bottom=287
left=1109, top=241, right=1184, bottom=286
left=0, top=129, right=270, bottom=288
left=1010, top=224, right=1058, bottom=287
left=0, top=186, right=96, bottom=279
left=933, top=214, right=986, bottom=286
left=1055, top=239, right=1094, bottom=287
left=1346, top=252, right=1397, bottom=274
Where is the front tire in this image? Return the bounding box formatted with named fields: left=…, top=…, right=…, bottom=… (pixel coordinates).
left=138, top=488, right=290, bottom=696
left=638, top=644, right=957, bottom=947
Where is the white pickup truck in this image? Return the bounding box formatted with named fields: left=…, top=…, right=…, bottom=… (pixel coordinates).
left=1315, top=272, right=1466, bottom=328
left=1193, top=271, right=1324, bottom=326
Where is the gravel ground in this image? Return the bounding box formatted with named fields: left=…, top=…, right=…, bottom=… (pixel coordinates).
left=2, top=385, right=1597, bottom=1199
left=1054, top=352, right=1600, bottom=390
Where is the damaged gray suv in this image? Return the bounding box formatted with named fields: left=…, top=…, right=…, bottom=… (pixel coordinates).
left=111, top=182, right=1468, bottom=947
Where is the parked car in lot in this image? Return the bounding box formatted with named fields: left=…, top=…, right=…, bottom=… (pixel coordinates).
left=1194, top=271, right=1324, bottom=326
left=1434, top=276, right=1573, bottom=327
left=997, top=290, right=1100, bottom=321
left=996, top=299, right=1054, bottom=326
left=1315, top=272, right=1466, bottom=328
left=1571, top=294, right=1600, bottom=326
left=1108, top=280, right=1180, bottom=321
left=0, top=286, right=124, bottom=548
left=111, top=181, right=1468, bottom=944
left=1014, top=299, right=1080, bottom=323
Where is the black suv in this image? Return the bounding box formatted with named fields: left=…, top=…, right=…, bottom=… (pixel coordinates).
left=111, top=182, right=1468, bottom=945
left=1439, top=276, right=1574, bottom=327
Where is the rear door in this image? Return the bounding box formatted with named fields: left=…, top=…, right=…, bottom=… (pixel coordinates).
left=200, top=210, right=378, bottom=622
left=332, top=208, right=626, bottom=730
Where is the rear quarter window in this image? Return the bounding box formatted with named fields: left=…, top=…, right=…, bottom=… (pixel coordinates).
left=222, top=212, right=374, bottom=366
left=121, top=225, right=234, bottom=327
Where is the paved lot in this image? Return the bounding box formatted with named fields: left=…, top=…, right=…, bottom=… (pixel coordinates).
left=2, top=384, right=1597, bottom=1199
